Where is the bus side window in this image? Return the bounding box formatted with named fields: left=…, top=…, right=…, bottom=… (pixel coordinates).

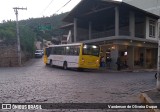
left=75, top=46, right=80, bottom=55
left=70, top=47, right=74, bottom=55
left=52, top=47, right=56, bottom=55
left=57, top=47, right=62, bottom=55
left=66, top=46, right=70, bottom=55
left=62, top=47, right=65, bottom=55
left=64, top=47, right=66, bottom=55
left=78, top=46, right=80, bottom=55
left=56, top=47, right=60, bottom=55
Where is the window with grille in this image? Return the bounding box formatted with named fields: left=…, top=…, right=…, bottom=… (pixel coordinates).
left=149, top=20, right=156, bottom=38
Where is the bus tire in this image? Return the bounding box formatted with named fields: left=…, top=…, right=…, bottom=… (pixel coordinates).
left=49, top=60, right=52, bottom=66
left=63, top=61, right=67, bottom=70
left=78, top=68, right=84, bottom=71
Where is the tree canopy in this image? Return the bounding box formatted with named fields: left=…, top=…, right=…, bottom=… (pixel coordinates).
left=0, top=12, right=68, bottom=54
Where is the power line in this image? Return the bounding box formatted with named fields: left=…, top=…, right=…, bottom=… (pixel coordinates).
left=22, top=0, right=55, bottom=27
left=54, top=0, right=72, bottom=14
left=22, top=0, right=72, bottom=27
left=41, top=0, right=55, bottom=15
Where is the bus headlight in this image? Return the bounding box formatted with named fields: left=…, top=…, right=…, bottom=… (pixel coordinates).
left=96, top=60, right=99, bottom=63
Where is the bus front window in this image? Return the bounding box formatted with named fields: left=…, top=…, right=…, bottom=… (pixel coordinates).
left=46, top=48, right=51, bottom=57
left=82, top=45, right=100, bottom=57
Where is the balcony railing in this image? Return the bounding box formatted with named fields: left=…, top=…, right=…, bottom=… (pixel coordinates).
left=64, top=30, right=145, bottom=41
left=119, top=30, right=130, bottom=36
left=135, top=33, right=145, bottom=38
left=91, top=30, right=115, bottom=39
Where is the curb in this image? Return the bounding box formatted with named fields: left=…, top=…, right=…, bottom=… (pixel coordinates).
left=97, top=69, right=156, bottom=73
left=140, top=89, right=160, bottom=112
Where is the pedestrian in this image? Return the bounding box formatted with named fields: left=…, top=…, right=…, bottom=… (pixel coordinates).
left=101, top=56, right=105, bottom=67
left=140, top=56, right=144, bottom=66
left=100, top=56, right=102, bottom=67
left=116, top=56, right=121, bottom=71
left=108, top=57, right=112, bottom=69
left=106, top=56, right=112, bottom=69
left=106, top=56, right=108, bottom=67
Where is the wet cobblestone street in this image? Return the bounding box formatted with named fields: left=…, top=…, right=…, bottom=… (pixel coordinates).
left=0, top=58, right=156, bottom=112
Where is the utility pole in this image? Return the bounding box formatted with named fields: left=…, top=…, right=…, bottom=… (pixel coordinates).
left=156, top=0, right=160, bottom=90
left=13, top=7, right=27, bottom=66
left=157, top=38, right=160, bottom=90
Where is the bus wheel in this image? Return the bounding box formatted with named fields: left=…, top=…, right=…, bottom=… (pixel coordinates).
left=78, top=68, right=84, bottom=72
left=63, top=61, right=67, bottom=70
left=49, top=60, right=52, bottom=66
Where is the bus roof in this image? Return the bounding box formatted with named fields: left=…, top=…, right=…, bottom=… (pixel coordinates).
left=48, top=43, right=83, bottom=47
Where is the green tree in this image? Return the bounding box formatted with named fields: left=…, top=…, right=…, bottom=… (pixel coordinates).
left=0, top=21, right=36, bottom=55
left=19, top=26, right=36, bottom=54
left=0, top=22, right=16, bottom=41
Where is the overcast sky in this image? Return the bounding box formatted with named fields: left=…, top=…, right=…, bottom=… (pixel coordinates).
left=0, top=0, right=81, bottom=22
left=0, top=0, right=122, bottom=23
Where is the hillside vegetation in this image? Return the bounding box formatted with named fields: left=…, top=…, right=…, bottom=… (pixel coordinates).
left=19, top=12, right=68, bottom=41
left=0, top=12, right=68, bottom=55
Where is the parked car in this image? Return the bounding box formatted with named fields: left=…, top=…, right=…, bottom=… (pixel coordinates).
left=35, top=50, right=43, bottom=58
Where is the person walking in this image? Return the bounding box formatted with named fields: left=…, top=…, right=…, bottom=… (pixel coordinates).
left=106, top=56, right=112, bottom=69
left=116, top=56, right=121, bottom=71
left=101, top=56, right=105, bottom=67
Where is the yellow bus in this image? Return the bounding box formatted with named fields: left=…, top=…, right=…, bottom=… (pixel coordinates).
left=44, top=43, right=100, bottom=70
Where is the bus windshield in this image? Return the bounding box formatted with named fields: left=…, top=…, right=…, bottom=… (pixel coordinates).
left=45, top=47, right=51, bottom=57
left=82, top=44, right=100, bottom=57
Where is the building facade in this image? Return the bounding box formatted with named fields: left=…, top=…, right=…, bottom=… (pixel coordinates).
left=62, top=0, right=159, bottom=70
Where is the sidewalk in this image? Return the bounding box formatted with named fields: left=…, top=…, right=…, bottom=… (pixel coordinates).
left=140, top=89, right=160, bottom=112
left=98, top=67, right=157, bottom=73
left=98, top=67, right=160, bottom=112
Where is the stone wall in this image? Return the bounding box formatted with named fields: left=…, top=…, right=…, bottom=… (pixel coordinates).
left=0, top=42, right=31, bottom=67
left=0, top=42, right=18, bottom=67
